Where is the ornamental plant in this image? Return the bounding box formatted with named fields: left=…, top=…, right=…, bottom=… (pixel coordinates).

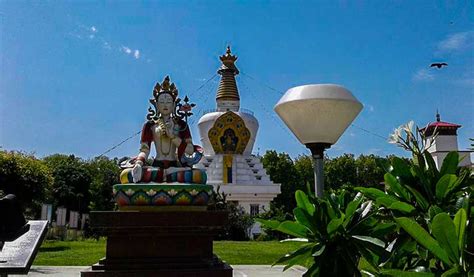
left=257, top=190, right=393, bottom=276
left=358, top=121, right=471, bottom=224
left=358, top=121, right=473, bottom=274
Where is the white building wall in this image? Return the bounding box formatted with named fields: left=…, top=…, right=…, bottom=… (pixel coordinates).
left=424, top=133, right=472, bottom=169
left=426, top=135, right=459, bottom=153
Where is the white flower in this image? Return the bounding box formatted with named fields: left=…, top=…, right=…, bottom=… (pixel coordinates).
left=388, top=127, right=403, bottom=144
left=147, top=189, right=156, bottom=196
left=126, top=189, right=134, bottom=196
left=168, top=189, right=177, bottom=196
left=405, top=120, right=414, bottom=133
left=190, top=189, right=198, bottom=196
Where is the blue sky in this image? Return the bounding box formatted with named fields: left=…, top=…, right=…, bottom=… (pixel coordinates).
left=1, top=1, right=473, bottom=159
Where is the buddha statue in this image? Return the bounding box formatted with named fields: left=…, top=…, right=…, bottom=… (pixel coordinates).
left=120, top=76, right=206, bottom=185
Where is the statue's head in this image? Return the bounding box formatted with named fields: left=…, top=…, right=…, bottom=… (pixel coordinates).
left=147, top=76, right=178, bottom=120
left=157, top=93, right=174, bottom=116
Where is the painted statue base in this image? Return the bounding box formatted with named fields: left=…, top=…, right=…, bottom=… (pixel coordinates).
left=113, top=183, right=213, bottom=210
left=81, top=211, right=232, bottom=277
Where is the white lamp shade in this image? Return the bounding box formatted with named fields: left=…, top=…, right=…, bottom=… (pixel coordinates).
left=274, top=84, right=363, bottom=145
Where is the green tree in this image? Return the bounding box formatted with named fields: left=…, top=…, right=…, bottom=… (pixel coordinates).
left=324, top=154, right=357, bottom=190
left=294, top=155, right=314, bottom=192
left=261, top=150, right=301, bottom=214
left=0, top=151, right=53, bottom=218
left=355, top=154, right=386, bottom=187
left=86, top=156, right=121, bottom=211
left=43, top=154, right=92, bottom=213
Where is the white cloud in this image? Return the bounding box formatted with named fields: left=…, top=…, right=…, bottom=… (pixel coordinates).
left=120, top=46, right=141, bottom=59
left=70, top=22, right=147, bottom=62
left=102, top=41, right=112, bottom=50
left=436, top=31, right=474, bottom=54
left=121, top=46, right=132, bottom=54
left=413, top=68, right=435, bottom=82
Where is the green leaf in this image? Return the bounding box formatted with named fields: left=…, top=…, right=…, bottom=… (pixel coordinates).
left=453, top=208, right=467, bottom=252
left=424, top=151, right=439, bottom=176
left=355, top=187, right=388, bottom=201
left=432, top=213, right=459, bottom=264
left=352, top=235, right=386, bottom=248
left=274, top=243, right=314, bottom=267
left=380, top=269, right=435, bottom=276
left=277, top=221, right=309, bottom=238
left=293, top=207, right=317, bottom=235
left=428, top=205, right=443, bottom=220
left=370, top=222, right=397, bottom=238
left=311, top=244, right=325, bottom=257
left=255, top=218, right=281, bottom=229
left=376, top=196, right=398, bottom=207
left=445, top=172, right=467, bottom=197
left=384, top=173, right=411, bottom=201
left=327, top=217, right=344, bottom=235
left=435, top=174, right=458, bottom=200
left=388, top=201, right=416, bottom=213
left=455, top=195, right=470, bottom=212
left=439, top=152, right=459, bottom=176
left=343, top=198, right=362, bottom=227
left=395, top=217, right=452, bottom=266
left=441, top=266, right=461, bottom=277
left=321, top=200, right=337, bottom=220
left=295, top=190, right=315, bottom=216
left=405, top=185, right=429, bottom=211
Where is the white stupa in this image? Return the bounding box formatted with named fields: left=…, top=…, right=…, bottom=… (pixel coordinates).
left=196, top=47, right=281, bottom=219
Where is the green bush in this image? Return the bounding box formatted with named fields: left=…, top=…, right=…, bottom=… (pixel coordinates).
left=0, top=151, right=53, bottom=218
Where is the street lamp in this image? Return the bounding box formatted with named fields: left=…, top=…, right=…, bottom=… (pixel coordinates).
left=274, top=84, right=363, bottom=197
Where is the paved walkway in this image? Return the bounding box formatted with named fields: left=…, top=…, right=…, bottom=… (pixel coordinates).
left=10, top=265, right=306, bottom=276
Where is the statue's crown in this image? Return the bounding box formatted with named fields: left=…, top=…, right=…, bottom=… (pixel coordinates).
left=152, top=76, right=178, bottom=101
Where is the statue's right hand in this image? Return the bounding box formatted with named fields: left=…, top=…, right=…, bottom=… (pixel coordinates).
left=132, top=163, right=142, bottom=183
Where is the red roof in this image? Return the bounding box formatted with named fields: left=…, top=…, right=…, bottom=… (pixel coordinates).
left=420, top=121, right=461, bottom=131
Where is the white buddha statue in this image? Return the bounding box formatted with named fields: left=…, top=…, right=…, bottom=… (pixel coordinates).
left=120, top=76, right=206, bottom=184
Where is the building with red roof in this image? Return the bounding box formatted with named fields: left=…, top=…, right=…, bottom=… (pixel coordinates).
left=421, top=112, right=472, bottom=169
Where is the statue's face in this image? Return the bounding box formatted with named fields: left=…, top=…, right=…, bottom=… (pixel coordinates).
left=157, top=93, right=174, bottom=116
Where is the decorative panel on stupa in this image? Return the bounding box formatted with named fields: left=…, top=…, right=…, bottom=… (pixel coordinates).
left=208, top=112, right=250, bottom=155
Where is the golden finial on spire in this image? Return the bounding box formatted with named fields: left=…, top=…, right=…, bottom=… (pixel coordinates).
left=219, top=45, right=238, bottom=67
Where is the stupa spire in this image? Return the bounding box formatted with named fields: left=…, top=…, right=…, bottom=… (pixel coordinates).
left=216, top=46, right=240, bottom=102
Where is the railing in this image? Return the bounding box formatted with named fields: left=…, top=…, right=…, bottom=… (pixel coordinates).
left=201, top=108, right=254, bottom=116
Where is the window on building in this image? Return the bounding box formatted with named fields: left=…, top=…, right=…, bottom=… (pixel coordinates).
left=250, top=204, right=259, bottom=216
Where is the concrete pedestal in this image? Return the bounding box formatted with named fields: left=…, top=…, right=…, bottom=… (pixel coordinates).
left=81, top=211, right=232, bottom=277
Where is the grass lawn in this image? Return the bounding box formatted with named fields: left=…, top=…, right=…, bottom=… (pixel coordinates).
left=34, top=239, right=305, bottom=266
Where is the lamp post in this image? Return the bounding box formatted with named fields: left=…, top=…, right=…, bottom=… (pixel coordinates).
left=274, top=84, right=363, bottom=197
